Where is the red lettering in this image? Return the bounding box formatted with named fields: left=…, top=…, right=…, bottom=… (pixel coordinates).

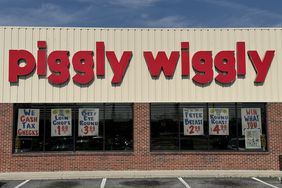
left=246, top=109, right=257, bottom=115
left=37, top=41, right=47, bottom=76
left=192, top=51, right=213, bottom=84
left=237, top=42, right=246, bottom=76
left=214, top=51, right=236, bottom=84
left=213, top=125, right=220, bottom=134
left=47, top=51, right=70, bottom=84
left=144, top=51, right=179, bottom=77
left=181, top=42, right=190, bottom=76
left=9, top=50, right=36, bottom=82
left=20, top=115, right=26, bottom=123
left=7, top=41, right=275, bottom=87
left=189, top=125, right=194, bottom=134
left=106, top=51, right=132, bottom=84
left=17, top=129, right=39, bottom=136
left=72, top=51, right=94, bottom=85
left=96, top=42, right=105, bottom=76
left=248, top=50, right=275, bottom=83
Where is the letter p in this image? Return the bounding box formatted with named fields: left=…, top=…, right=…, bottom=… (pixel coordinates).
left=9, top=50, right=36, bottom=82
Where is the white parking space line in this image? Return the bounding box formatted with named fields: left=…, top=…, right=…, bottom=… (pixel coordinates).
left=100, top=178, right=107, bottom=188
left=178, top=177, right=191, bottom=188
left=252, top=177, right=279, bottom=188
left=14, top=180, right=30, bottom=188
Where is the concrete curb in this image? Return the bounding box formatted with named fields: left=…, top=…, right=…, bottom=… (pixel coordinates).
left=0, top=170, right=282, bottom=180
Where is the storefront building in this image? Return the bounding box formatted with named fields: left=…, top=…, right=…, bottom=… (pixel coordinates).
left=0, top=27, right=282, bottom=172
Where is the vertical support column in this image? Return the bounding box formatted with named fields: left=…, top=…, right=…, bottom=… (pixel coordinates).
left=0, top=104, right=13, bottom=172
left=133, top=103, right=150, bottom=156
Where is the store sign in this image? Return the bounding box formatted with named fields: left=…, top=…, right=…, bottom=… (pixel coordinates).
left=245, top=129, right=261, bottom=149
left=78, top=108, right=99, bottom=136
left=51, top=109, right=72, bottom=137
left=17, top=109, right=40, bottom=136
left=209, top=108, right=229, bottom=135
left=241, top=108, right=261, bottom=135
left=183, top=108, right=204, bottom=135
left=9, top=41, right=274, bottom=86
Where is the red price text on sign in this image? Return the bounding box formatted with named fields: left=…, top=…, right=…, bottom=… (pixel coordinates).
left=57, top=125, right=69, bottom=135
left=82, top=125, right=95, bottom=135
left=188, top=125, right=201, bottom=134
left=212, top=124, right=227, bottom=134
left=247, top=122, right=257, bottom=129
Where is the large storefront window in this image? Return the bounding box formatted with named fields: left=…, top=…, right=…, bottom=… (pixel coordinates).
left=105, top=104, right=133, bottom=151
left=13, top=103, right=133, bottom=153
left=151, top=104, right=179, bottom=151
left=151, top=103, right=267, bottom=152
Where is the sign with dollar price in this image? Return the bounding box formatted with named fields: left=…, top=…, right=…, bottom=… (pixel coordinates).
left=241, top=108, right=261, bottom=135
left=78, top=108, right=99, bottom=136
left=209, top=108, right=229, bottom=135
left=183, top=108, right=204, bottom=135
left=51, top=109, right=72, bottom=137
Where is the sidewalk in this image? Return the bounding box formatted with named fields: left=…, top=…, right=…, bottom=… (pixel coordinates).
left=0, top=170, right=282, bottom=180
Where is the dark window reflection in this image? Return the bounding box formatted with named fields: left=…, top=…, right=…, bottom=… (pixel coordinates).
left=105, top=104, right=133, bottom=151
left=151, top=104, right=179, bottom=151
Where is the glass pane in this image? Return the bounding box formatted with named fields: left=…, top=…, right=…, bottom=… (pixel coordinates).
left=151, top=104, right=179, bottom=151
left=105, top=104, right=133, bottom=151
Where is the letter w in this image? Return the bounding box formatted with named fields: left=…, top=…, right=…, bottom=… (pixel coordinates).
left=144, top=51, right=179, bottom=78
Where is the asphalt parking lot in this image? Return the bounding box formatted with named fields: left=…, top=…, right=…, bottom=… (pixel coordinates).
left=1, top=177, right=282, bottom=188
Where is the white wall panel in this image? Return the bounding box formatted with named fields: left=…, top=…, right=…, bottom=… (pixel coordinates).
left=1, top=27, right=282, bottom=103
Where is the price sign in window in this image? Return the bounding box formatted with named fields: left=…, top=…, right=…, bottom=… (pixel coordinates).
left=241, top=108, right=261, bottom=135
left=183, top=108, right=204, bottom=136
left=78, top=108, right=99, bottom=137
left=51, top=109, right=72, bottom=137
left=209, top=108, right=229, bottom=135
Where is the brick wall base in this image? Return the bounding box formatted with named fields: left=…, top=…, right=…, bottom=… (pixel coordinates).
left=0, top=103, right=281, bottom=172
